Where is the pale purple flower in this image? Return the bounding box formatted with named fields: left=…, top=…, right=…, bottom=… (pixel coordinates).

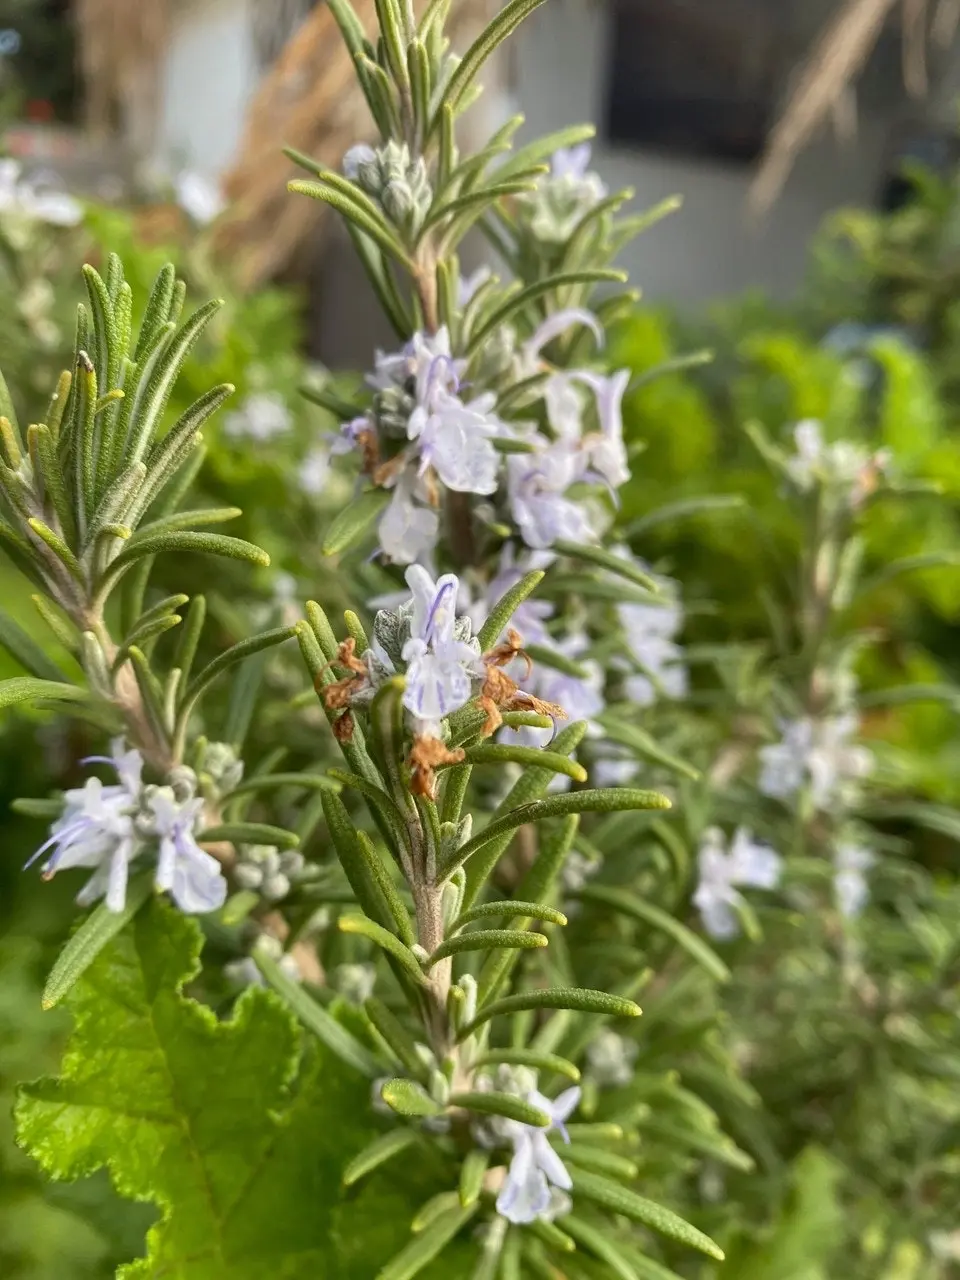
left=343, top=144, right=377, bottom=181
left=496, top=1086, right=581, bottom=1225
left=414, top=389, right=500, bottom=494
left=149, top=790, right=227, bottom=914
left=575, top=369, right=631, bottom=490
left=694, top=826, right=782, bottom=940
left=26, top=740, right=144, bottom=912
left=834, top=841, right=875, bottom=918
left=468, top=544, right=555, bottom=645
left=550, top=144, right=595, bottom=181
left=785, top=419, right=890, bottom=504
left=401, top=566, right=483, bottom=729
left=519, top=309, right=605, bottom=377
left=507, top=443, right=593, bottom=549
left=28, top=777, right=139, bottom=912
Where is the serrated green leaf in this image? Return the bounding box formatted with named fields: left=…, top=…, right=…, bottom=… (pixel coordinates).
left=42, top=872, right=154, bottom=1009
left=16, top=898, right=379, bottom=1278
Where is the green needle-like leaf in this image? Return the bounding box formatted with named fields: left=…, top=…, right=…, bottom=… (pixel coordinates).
left=448, top=1091, right=551, bottom=1126
left=475, top=1048, right=580, bottom=1081
left=343, top=1129, right=421, bottom=1187
left=568, top=1169, right=725, bottom=1261
left=0, top=677, right=88, bottom=712
left=338, top=914, right=429, bottom=986
left=253, top=941, right=381, bottom=1078
left=456, top=743, right=588, bottom=783
left=444, top=788, right=671, bottom=876
left=380, top=1078, right=442, bottom=1117
left=376, top=1203, right=479, bottom=1280
left=198, top=822, right=300, bottom=850
left=477, top=569, right=545, bottom=650
left=459, top=987, right=641, bottom=1039
left=578, top=885, right=730, bottom=983
left=427, top=928, right=548, bottom=966
left=452, top=900, right=567, bottom=930
left=322, top=487, right=392, bottom=556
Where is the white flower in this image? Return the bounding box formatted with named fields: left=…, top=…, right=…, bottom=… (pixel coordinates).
left=224, top=391, right=292, bottom=442
left=298, top=444, right=331, bottom=495
left=834, top=841, right=875, bottom=918
left=334, top=962, right=377, bottom=1003
left=496, top=1086, right=581, bottom=1225
left=617, top=567, right=687, bottom=706
left=586, top=1029, right=638, bottom=1088
left=759, top=714, right=872, bottom=810
left=378, top=471, right=440, bottom=565
left=148, top=790, right=227, bottom=915
left=401, top=565, right=483, bottom=728
left=786, top=419, right=890, bottom=504
left=175, top=170, right=225, bottom=224
left=694, top=826, right=782, bottom=940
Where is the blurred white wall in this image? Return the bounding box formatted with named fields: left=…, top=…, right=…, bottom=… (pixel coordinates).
left=159, top=0, right=256, bottom=175
left=510, top=0, right=894, bottom=304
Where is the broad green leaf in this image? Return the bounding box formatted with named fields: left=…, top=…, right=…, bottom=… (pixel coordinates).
left=16, top=899, right=378, bottom=1279
left=43, top=872, right=154, bottom=1009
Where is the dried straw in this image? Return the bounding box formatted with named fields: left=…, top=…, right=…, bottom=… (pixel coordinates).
left=74, top=0, right=171, bottom=155
left=749, top=0, right=900, bottom=216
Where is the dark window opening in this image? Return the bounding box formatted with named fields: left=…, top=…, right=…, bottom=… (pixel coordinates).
left=604, top=0, right=781, bottom=165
